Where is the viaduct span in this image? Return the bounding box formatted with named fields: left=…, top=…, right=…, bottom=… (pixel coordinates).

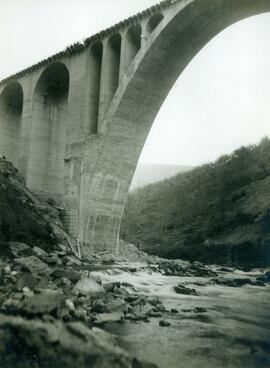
left=0, top=0, right=269, bottom=255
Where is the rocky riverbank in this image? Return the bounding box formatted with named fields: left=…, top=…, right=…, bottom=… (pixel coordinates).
left=0, top=240, right=269, bottom=367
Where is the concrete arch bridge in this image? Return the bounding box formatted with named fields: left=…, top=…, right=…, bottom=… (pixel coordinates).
left=0, top=0, right=269, bottom=255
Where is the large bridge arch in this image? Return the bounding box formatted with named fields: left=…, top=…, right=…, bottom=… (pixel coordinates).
left=0, top=81, right=23, bottom=168
left=27, top=62, right=70, bottom=199
left=79, top=0, right=270, bottom=254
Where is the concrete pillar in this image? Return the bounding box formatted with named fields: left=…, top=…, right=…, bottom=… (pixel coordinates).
left=122, top=24, right=142, bottom=73
left=27, top=62, right=69, bottom=199
left=84, top=42, right=103, bottom=136
left=64, top=53, right=89, bottom=239
left=98, top=33, right=121, bottom=131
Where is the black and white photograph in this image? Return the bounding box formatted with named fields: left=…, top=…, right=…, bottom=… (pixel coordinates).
left=0, top=1, right=269, bottom=367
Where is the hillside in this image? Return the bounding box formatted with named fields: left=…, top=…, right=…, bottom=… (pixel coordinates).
left=121, top=138, right=270, bottom=268
left=130, top=163, right=192, bottom=190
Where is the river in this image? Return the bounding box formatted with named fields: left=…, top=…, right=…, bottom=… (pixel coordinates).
left=92, top=262, right=270, bottom=368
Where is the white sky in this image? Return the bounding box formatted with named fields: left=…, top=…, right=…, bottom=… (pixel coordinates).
left=1, top=1, right=270, bottom=166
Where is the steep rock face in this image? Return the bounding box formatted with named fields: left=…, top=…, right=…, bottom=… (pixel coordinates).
left=0, top=159, right=71, bottom=255
left=121, top=139, right=270, bottom=267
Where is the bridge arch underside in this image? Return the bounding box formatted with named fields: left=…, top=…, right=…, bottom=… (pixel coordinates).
left=79, top=0, right=270, bottom=255
left=0, top=82, right=23, bottom=168
left=27, top=62, right=69, bottom=199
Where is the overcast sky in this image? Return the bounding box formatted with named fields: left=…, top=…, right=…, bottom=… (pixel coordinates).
left=1, top=1, right=270, bottom=166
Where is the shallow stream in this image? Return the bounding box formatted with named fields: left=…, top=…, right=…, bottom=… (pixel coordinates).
left=92, top=263, right=270, bottom=368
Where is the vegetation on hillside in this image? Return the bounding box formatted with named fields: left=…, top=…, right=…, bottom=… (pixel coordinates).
left=121, top=138, right=270, bottom=267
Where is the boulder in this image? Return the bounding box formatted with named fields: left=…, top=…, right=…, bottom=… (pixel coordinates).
left=257, top=270, right=270, bottom=283
left=212, top=277, right=252, bottom=287
left=174, top=284, right=199, bottom=296
left=16, top=272, right=36, bottom=291
left=73, top=277, right=106, bottom=297
left=33, top=246, right=48, bottom=259
left=51, top=268, right=81, bottom=283
left=20, top=289, right=62, bottom=315
left=9, top=242, right=32, bottom=258
left=14, top=256, right=52, bottom=276
left=159, top=319, right=171, bottom=327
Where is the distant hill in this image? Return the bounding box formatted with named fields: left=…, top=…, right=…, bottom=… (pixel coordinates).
left=130, top=163, right=192, bottom=190
left=121, top=138, right=270, bottom=268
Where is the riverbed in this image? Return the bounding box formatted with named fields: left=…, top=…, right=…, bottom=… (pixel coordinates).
left=92, top=263, right=270, bottom=368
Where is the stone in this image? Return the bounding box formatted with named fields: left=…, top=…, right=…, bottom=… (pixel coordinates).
left=9, top=242, right=31, bottom=258
left=146, top=297, right=160, bottom=307
left=159, top=319, right=171, bottom=327
left=147, top=311, right=163, bottom=318
left=213, top=277, right=252, bottom=287
left=174, top=284, right=199, bottom=296
left=22, top=287, right=34, bottom=298
left=43, top=254, right=61, bottom=265
left=91, top=299, right=105, bottom=313
left=66, top=299, right=75, bottom=312
left=51, top=268, right=81, bottom=282
left=104, top=298, right=127, bottom=313
left=3, top=265, right=11, bottom=274
left=154, top=302, right=166, bottom=312
left=63, top=255, right=82, bottom=266
left=56, top=277, right=72, bottom=288
left=14, top=256, right=52, bottom=276
left=20, top=289, right=62, bottom=315
left=32, top=246, right=48, bottom=259
left=74, top=307, right=88, bottom=321
left=73, top=277, right=106, bottom=297
left=257, top=270, right=270, bottom=283
left=194, top=307, right=207, bottom=313
left=16, top=272, right=36, bottom=291
left=103, top=281, right=121, bottom=292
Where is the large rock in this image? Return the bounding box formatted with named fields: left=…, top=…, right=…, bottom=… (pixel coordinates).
left=14, top=256, right=52, bottom=276
left=257, top=270, right=270, bottom=283
left=212, top=277, right=253, bottom=287
left=32, top=246, right=49, bottom=259
left=51, top=268, right=81, bottom=283
left=174, top=284, right=199, bottom=296
left=9, top=242, right=32, bottom=258
left=16, top=272, right=36, bottom=291
left=20, top=289, right=62, bottom=315
left=73, top=277, right=106, bottom=297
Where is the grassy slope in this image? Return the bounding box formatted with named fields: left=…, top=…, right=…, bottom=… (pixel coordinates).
left=121, top=138, right=270, bottom=267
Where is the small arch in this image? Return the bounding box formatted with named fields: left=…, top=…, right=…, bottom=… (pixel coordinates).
left=0, top=81, right=23, bottom=167
left=147, top=12, right=164, bottom=33
left=125, top=24, right=142, bottom=69
left=107, top=33, right=122, bottom=96
left=28, top=62, right=69, bottom=197
left=88, top=42, right=103, bottom=134
left=99, top=33, right=122, bottom=124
